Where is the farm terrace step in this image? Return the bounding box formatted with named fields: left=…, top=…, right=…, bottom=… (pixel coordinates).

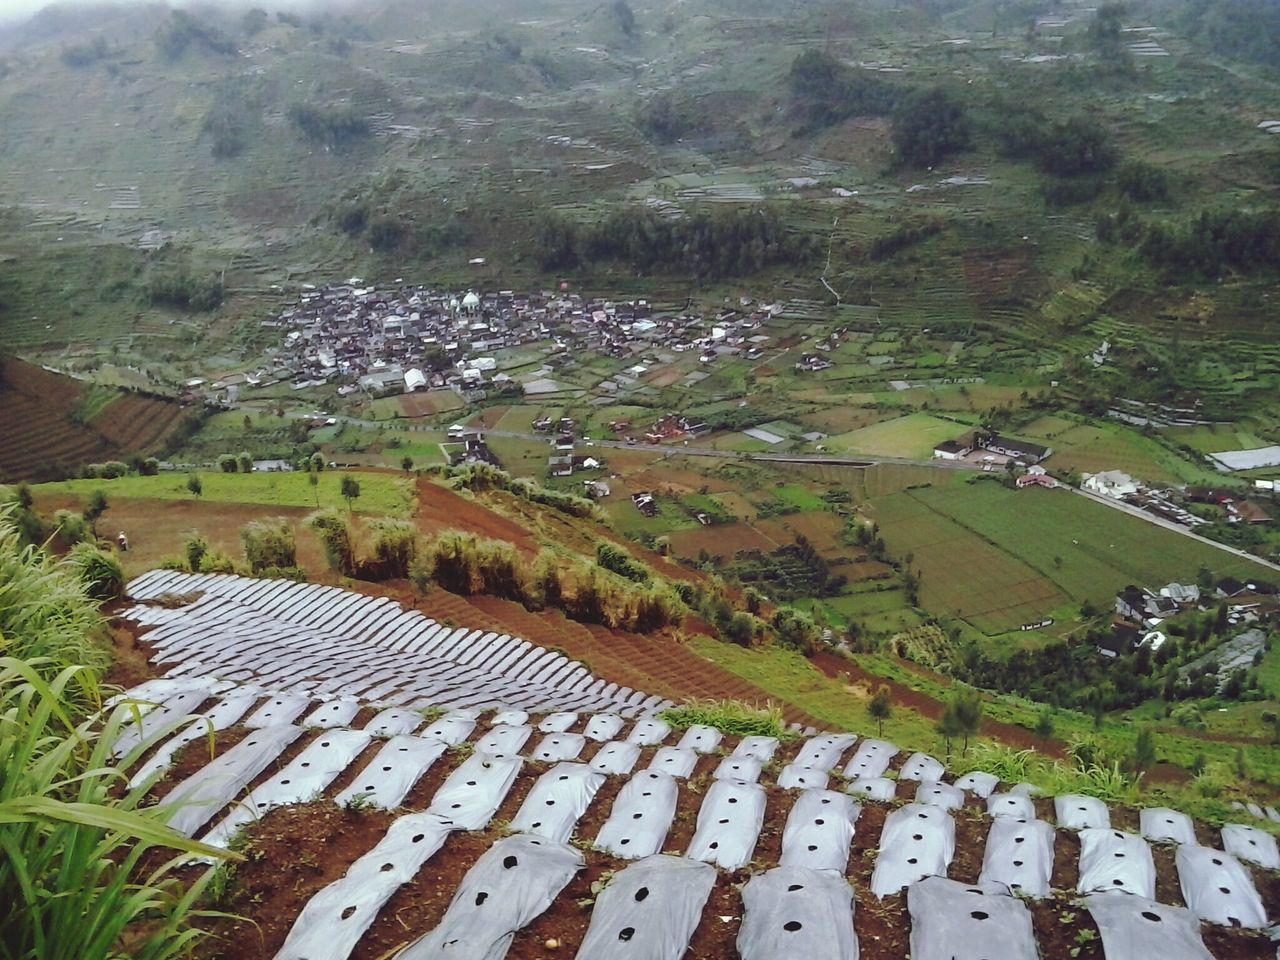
left=124, top=686, right=1276, bottom=960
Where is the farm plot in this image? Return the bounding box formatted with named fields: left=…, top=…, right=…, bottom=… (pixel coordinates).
left=0, top=357, right=187, bottom=481
left=904, top=480, right=1274, bottom=608
left=869, top=490, right=1067, bottom=633
left=824, top=413, right=965, bottom=460
left=1022, top=418, right=1220, bottom=484
left=397, top=390, right=467, bottom=419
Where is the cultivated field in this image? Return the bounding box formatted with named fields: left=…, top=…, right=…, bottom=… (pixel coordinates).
left=0, top=357, right=189, bottom=481
left=870, top=476, right=1275, bottom=633
left=824, top=413, right=967, bottom=460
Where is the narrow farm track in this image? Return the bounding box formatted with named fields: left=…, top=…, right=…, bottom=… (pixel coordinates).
left=421, top=591, right=825, bottom=729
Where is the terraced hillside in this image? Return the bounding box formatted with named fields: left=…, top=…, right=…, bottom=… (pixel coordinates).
left=111, top=569, right=1280, bottom=960
left=0, top=356, right=193, bottom=481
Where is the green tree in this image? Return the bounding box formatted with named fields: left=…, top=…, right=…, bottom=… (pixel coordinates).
left=310, top=452, right=325, bottom=472
left=218, top=454, right=238, bottom=473
left=1132, top=726, right=1157, bottom=772
left=868, top=684, right=893, bottom=738
left=236, top=451, right=253, bottom=473
left=948, top=687, right=983, bottom=754
left=15, top=483, right=33, bottom=510
left=1034, top=710, right=1055, bottom=739
left=891, top=86, right=971, bottom=168
left=936, top=704, right=964, bottom=757
left=340, top=474, right=361, bottom=512
left=83, top=490, right=108, bottom=540
left=186, top=473, right=203, bottom=497
left=401, top=455, right=414, bottom=474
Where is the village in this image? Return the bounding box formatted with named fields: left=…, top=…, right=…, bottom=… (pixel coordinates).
left=234, top=281, right=787, bottom=404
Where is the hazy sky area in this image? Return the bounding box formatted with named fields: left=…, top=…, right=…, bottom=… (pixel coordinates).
left=0, top=0, right=348, bottom=25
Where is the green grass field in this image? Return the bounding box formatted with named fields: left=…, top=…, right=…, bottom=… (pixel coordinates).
left=1164, top=424, right=1271, bottom=455
left=1021, top=417, right=1224, bottom=484
left=823, top=412, right=965, bottom=459
left=34, top=471, right=415, bottom=517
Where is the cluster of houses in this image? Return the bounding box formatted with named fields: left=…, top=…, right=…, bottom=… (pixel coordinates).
left=1081, top=471, right=1274, bottom=529
left=241, top=282, right=791, bottom=402
left=1101, top=577, right=1278, bottom=658
left=932, top=430, right=1053, bottom=466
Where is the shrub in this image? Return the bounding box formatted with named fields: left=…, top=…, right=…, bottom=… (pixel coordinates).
left=183, top=532, right=209, bottom=572
left=54, top=510, right=89, bottom=546
left=596, top=542, right=650, bottom=583
left=240, top=518, right=297, bottom=573
left=67, top=543, right=125, bottom=602
left=368, top=518, right=418, bottom=580
left=307, top=510, right=354, bottom=576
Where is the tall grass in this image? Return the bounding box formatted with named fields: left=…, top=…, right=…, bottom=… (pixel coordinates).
left=950, top=741, right=1141, bottom=804
left=0, top=659, right=233, bottom=960
left=0, top=505, right=108, bottom=675
left=0, top=505, right=233, bottom=960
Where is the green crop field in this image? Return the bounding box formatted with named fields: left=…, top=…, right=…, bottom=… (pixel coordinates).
left=33, top=470, right=415, bottom=517
left=877, top=477, right=1275, bottom=633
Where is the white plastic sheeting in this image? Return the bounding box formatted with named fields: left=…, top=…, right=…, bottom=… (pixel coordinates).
left=954, top=771, right=999, bottom=798
left=898, top=752, right=944, bottom=783
left=1055, top=794, right=1111, bottom=831
left=714, top=755, right=763, bottom=783
left=648, top=747, right=698, bottom=779
left=595, top=769, right=679, bottom=859
left=780, top=789, right=860, bottom=873
left=492, top=709, right=529, bottom=726
left=1077, top=828, right=1155, bottom=898
left=846, top=777, right=895, bottom=802
left=1222, top=823, right=1280, bottom=869
left=626, top=718, right=671, bottom=747
left=421, top=713, right=477, bottom=745
left=686, top=779, right=766, bottom=870
left=303, top=698, right=361, bottom=729
left=427, top=751, right=523, bottom=830
left=539, top=711, right=579, bottom=733
left=203, top=729, right=372, bottom=848
left=1084, top=892, right=1215, bottom=960
left=393, top=834, right=584, bottom=960
left=160, top=724, right=304, bottom=837
left=842, top=739, right=898, bottom=779
left=111, top=687, right=213, bottom=758
left=1140, top=807, right=1197, bottom=846
left=869, top=803, right=955, bottom=897
left=583, top=713, right=625, bottom=742
left=907, top=877, right=1037, bottom=960
left=531, top=732, right=586, bottom=762
left=1175, top=844, right=1267, bottom=928
left=987, top=793, right=1036, bottom=820
left=274, top=812, right=454, bottom=960
left=737, top=866, right=858, bottom=960
left=792, top=733, right=857, bottom=772
left=733, top=735, right=779, bottom=763
left=128, top=691, right=259, bottom=787
left=979, top=817, right=1055, bottom=898
left=475, top=724, right=531, bottom=758
left=777, top=764, right=829, bottom=791
left=334, top=736, right=448, bottom=809
left=366, top=708, right=424, bottom=737
left=574, top=855, right=717, bottom=960
left=510, top=763, right=605, bottom=843
left=675, top=724, right=722, bottom=754
left=914, top=781, right=964, bottom=811
left=590, top=741, right=641, bottom=775
left=244, top=693, right=313, bottom=729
